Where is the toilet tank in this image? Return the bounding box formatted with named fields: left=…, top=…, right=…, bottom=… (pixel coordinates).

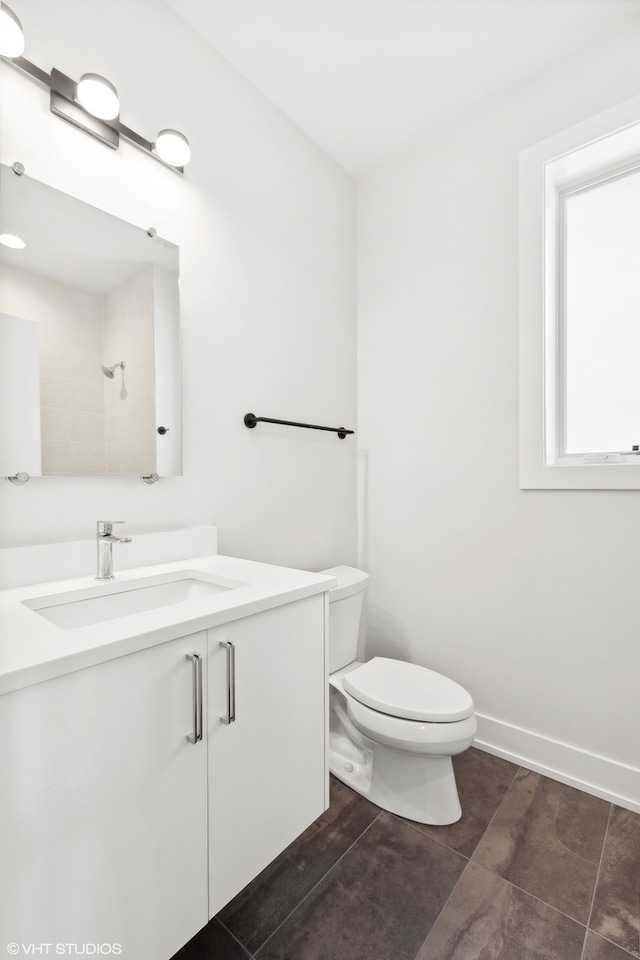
left=319, top=565, right=370, bottom=673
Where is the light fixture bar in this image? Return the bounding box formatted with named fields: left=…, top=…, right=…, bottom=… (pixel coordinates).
left=2, top=52, right=188, bottom=172
left=45, top=66, right=119, bottom=148
left=118, top=122, right=153, bottom=154
left=11, top=54, right=52, bottom=87
left=50, top=91, right=119, bottom=149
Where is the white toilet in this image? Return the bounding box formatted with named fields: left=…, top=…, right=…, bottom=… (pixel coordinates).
left=320, top=565, right=477, bottom=825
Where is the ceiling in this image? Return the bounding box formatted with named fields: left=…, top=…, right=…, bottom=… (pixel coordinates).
left=164, top=0, right=640, bottom=178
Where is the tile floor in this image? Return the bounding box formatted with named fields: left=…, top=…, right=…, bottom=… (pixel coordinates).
left=172, top=747, right=640, bottom=960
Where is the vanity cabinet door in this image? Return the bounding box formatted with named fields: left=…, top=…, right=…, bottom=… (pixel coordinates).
left=208, top=595, right=327, bottom=916
left=0, top=632, right=209, bottom=960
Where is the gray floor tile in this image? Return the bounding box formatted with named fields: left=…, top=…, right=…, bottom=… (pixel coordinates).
left=417, top=861, right=585, bottom=960
left=218, top=777, right=381, bottom=953
left=583, top=930, right=639, bottom=960
left=590, top=806, right=640, bottom=958
left=172, top=752, right=638, bottom=960
left=171, top=918, right=251, bottom=960
left=254, top=811, right=466, bottom=960
left=472, top=767, right=610, bottom=923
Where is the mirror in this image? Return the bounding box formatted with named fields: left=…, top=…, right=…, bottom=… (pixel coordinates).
left=0, top=163, right=181, bottom=477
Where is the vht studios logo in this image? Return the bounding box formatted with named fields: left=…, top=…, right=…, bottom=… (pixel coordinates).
left=7, top=946, right=123, bottom=956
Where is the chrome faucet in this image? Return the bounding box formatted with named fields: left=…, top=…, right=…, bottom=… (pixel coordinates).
left=96, top=521, right=132, bottom=580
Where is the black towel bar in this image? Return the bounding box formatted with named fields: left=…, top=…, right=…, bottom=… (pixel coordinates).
left=244, top=413, right=354, bottom=439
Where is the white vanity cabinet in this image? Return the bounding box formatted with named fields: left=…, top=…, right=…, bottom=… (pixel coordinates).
left=0, top=631, right=209, bottom=960
left=0, top=578, right=329, bottom=959
left=207, top=594, right=327, bottom=916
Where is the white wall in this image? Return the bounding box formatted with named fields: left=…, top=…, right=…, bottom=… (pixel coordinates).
left=357, top=26, right=640, bottom=810
left=0, top=0, right=357, bottom=571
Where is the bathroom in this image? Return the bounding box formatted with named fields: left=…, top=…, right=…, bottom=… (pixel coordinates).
left=0, top=0, right=639, bottom=958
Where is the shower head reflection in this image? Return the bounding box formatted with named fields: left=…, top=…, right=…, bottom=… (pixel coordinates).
left=101, top=361, right=125, bottom=378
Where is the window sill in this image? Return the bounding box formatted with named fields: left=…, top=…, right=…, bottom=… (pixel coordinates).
left=519, top=458, right=640, bottom=490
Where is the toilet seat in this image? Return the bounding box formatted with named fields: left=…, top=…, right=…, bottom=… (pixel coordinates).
left=343, top=657, right=474, bottom=723
left=342, top=690, right=478, bottom=755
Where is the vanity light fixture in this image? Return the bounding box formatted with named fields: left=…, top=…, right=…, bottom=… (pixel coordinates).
left=0, top=1, right=24, bottom=58
left=153, top=129, right=191, bottom=168
left=75, top=73, right=120, bottom=121
left=0, top=2, right=190, bottom=171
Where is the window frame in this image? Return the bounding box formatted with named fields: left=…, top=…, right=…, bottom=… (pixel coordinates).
left=519, top=94, right=640, bottom=489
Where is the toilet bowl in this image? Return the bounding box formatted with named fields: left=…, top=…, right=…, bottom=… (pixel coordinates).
left=320, top=566, right=477, bottom=825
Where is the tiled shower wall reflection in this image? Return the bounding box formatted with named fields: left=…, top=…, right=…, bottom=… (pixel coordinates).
left=0, top=262, right=155, bottom=475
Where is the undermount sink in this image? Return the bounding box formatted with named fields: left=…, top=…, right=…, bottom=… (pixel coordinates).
left=23, top=570, right=247, bottom=629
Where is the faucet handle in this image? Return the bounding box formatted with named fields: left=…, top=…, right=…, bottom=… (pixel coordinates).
left=97, top=520, right=125, bottom=536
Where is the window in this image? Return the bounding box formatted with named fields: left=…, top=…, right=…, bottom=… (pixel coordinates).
left=562, top=167, right=640, bottom=458
left=519, top=95, right=640, bottom=488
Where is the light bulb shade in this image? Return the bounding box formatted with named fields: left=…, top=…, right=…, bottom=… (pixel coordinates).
left=154, top=129, right=191, bottom=167
left=0, top=2, right=25, bottom=58
left=76, top=73, right=119, bottom=120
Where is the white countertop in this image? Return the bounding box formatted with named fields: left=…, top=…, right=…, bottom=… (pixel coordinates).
left=0, top=553, right=335, bottom=696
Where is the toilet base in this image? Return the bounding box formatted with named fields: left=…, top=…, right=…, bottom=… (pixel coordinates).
left=329, top=731, right=463, bottom=826
left=329, top=730, right=374, bottom=798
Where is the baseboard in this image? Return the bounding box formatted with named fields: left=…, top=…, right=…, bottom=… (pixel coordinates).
left=475, top=713, right=640, bottom=815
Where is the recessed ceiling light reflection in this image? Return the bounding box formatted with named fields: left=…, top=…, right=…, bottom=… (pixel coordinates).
left=0, top=233, right=26, bottom=249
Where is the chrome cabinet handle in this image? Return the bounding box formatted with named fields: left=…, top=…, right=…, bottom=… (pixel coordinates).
left=186, top=653, right=203, bottom=743
left=220, top=640, right=236, bottom=724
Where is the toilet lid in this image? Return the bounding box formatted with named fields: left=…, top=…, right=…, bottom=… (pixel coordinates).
left=343, top=657, right=474, bottom=722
